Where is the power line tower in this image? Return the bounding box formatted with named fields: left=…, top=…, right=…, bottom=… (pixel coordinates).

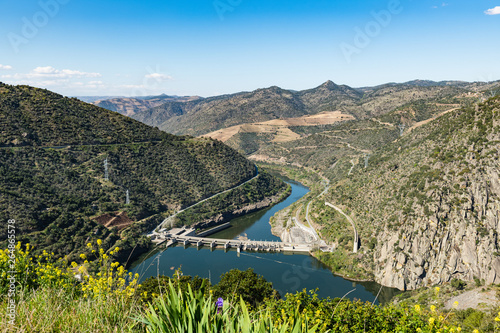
left=364, top=154, right=370, bottom=168
left=104, top=158, right=109, bottom=181
left=398, top=124, right=405, bottom=137
left=126, top=189, right=130, bottom=205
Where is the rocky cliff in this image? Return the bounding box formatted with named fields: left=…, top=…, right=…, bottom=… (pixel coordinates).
left=374, top=154, right=500, bottom=290
left=310, top=97, right=500, bottom=290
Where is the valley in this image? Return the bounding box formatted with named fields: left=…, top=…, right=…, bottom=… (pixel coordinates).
left=2, top=79, right=500, bottom=331
left=92, top=79, right=500, bottom=293
left=4, top=1, right=500, bottom=330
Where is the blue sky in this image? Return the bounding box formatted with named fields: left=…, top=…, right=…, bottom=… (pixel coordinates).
left=0, top=0, right=499, bottom=97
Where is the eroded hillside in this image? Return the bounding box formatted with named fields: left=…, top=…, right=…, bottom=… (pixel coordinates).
left=307, top=97, right=500, bottom=290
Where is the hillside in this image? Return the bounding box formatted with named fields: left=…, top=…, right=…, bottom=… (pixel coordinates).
left=131, top=82, right=363, bottom=136
left=202, top=111, right=355, bottom=155
left=300, top=97, right=500, bottom=290
left=125, top=80, right=491, bottom=141
left=249, top=98, right=470, bottom=180
left=0, top=82, right=286, bottom=264
left=0, top=83, right=176, bottom=147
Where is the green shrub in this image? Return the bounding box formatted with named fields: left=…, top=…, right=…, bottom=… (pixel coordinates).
left=450, top=278, right=466, bottom=290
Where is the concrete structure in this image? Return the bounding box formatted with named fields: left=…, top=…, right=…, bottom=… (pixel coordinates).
left=151, top=227, right=311, bottom=253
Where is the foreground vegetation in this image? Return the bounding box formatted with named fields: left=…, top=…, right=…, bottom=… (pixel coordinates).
left=2, top=243, right=498, bottom=332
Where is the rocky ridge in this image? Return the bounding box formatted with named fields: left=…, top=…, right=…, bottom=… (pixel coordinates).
left=319, top=97, right=500, bottom=290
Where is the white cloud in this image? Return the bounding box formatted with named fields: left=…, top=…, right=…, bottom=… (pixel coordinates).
left=2, top=66, right=101, bottom=80
left=485, top=6, right=500, bottom=15
left=144, top=73, right=173, bottom=81
left=32, top=66, right=57, bottom=74
left=28, top=66, right=101, bottom=78
left=1, top=66, right=173, bottom=96
left=0, top=66, right=105, bottom=95
left=0, top=64, right=13, bottom=70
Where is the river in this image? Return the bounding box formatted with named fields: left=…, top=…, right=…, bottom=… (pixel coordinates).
left=131, top=180, right=401, bottom=304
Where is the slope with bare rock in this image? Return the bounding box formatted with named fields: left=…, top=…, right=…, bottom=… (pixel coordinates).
left=310, top=97, right=500, bottom=290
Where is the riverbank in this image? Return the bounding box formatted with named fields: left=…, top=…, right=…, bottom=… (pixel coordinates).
left=261, top=162, right=377, bottom=283
left=127, top=171, right=290, bottom=268
left=131, top=178, right=400, bottom=303
left=270, top=200, right=375, bottom=283
left=184, top=181, right=292, bottom=231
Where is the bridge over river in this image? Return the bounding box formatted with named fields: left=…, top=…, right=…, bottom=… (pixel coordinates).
left=151, top=226, right=312, bottom=253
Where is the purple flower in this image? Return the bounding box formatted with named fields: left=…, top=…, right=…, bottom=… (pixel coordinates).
left=216, top=297, right=223, bottom=314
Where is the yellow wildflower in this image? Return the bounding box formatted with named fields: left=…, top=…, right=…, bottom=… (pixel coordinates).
left=429, top=317, right=435, bottom=325
left=430, top=305, right=436, bottom=312
left=97, top=239, right=102, bottom=246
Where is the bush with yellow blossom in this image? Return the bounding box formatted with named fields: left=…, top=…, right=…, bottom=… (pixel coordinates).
left=0, top=241, right=139, bottom=301
left=75, top=240, right=140, bottom=300
left=0, top=242, right=76, bottom=296
left=2, top=242, right=500, bottom=332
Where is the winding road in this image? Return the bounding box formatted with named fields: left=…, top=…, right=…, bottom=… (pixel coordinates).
left=293, top=175, right=330, bottom=247
left=325, top=202, right=358, bottom=253
left=157, top=166, right=259, bottom=231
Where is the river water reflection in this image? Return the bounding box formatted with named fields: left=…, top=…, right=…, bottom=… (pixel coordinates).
left=132, top=180, right=401, bottom=304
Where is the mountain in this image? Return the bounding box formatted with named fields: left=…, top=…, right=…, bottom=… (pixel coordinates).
left=196, top=82, right=483, bottom=156
left=93, top=94, right=200, bottom=117
left=296, top=97, right=500, bottom=290
left=130, top=82, right=364, bottom=137
left=126, top=80, right=490, bottom=142
left=296, top=80, right=362, bottom=112
left=0, top=82, right=286, bottom=264
left=0, top=84, right=175, bottom=147
left=74, top=96, right=124, bottom=103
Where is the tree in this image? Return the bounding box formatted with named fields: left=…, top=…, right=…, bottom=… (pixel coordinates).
left=212, top=268, right=279, bottom=307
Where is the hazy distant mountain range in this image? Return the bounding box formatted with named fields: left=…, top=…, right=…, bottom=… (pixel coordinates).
left=86, top=94, right=201, bottom=117
left=91, top=79, right=500, bottom=138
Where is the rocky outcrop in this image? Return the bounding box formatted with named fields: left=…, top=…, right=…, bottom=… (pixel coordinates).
left=319, top=97, right=500, bottom=291
left=373, top=164, right=500, bottom=290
